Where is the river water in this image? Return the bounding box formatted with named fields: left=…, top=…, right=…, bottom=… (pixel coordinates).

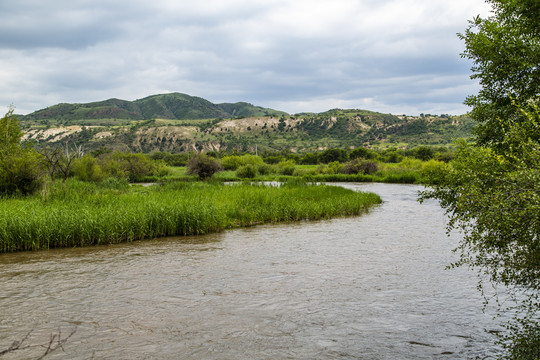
left=0, top=183, right=504, bottom=359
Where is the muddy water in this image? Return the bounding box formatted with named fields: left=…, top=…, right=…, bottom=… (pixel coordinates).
left=0, top=183, right=503, bottom=359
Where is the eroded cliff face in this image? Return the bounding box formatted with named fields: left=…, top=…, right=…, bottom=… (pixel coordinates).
left=22, top=113, right=474, bottom=153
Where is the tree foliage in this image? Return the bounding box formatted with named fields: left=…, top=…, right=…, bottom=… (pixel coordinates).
left=0, top=108, right=43, bottom=195
left=459, top=0, right=540, bottom=149
left=186, top=154, right=222, bottom=180
left=423, top=0, right=539, bottom=356
left=421, top=103, right=540, bottom=358
left=0, top=107, right=22, bottom=156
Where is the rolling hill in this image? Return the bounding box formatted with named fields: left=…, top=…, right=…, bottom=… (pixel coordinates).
left=21, top=93, right=287, bottom=122
left=19, top=93, right=475, bottom=154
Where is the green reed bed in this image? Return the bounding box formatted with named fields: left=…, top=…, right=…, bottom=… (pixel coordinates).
left=0, top=180, right=381, bottom=253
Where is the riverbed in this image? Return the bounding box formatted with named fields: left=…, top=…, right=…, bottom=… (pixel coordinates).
left=0, top=183, right=503, bottom=359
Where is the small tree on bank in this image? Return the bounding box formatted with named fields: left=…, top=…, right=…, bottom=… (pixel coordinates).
left=186, top=154, right=222, bottom=180
left=0, top=107, right=43, bottom=195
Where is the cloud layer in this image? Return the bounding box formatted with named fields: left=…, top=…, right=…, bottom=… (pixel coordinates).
left=0, top=0, right=492, bottom=115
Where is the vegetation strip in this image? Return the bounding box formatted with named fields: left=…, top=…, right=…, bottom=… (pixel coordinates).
left=0, top=180, right=381, bottom=253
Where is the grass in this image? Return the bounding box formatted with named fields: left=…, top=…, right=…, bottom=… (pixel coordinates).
left=0, top=179, right=381, bottom=253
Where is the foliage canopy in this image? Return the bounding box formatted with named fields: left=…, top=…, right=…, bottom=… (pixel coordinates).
left=459, top=0, right=540, bottom=149
left=424, top=0, right=539, bottom=357
left=0, top=107, right=43, bottom=195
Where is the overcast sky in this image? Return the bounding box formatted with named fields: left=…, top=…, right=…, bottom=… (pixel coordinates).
left=0, top=0, right=492, bottom=116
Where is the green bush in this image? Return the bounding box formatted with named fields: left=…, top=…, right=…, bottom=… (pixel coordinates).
left=72, top=155, right=105, bottom=182
left=0, top=108, right=44, bottom=195
left=186, top=154, right=222, bottom=180
left=256, top=163, right=275, bottom=175
left=359, top=160, right=379, bottom=175
left=0, top=150, right=44, bottom=195
left=221, top=154, right=264, bottom=170
left=236, top=164, right=258, bottom=178
left=99, top=152, right=157, bottom=182
left=277, top=160, right=296, bottom=175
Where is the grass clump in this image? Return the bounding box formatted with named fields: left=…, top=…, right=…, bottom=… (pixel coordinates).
left=0, top=179, right=381, bottom=253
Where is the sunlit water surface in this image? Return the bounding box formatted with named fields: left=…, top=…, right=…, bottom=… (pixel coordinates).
left=0, top=183, right=504, bottom=359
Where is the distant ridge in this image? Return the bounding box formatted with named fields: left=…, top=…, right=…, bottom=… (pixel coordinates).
left=22, top=92, right=288, bottom=121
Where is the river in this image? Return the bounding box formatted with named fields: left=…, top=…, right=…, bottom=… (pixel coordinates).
left=0, top=183, right=504, bottom=359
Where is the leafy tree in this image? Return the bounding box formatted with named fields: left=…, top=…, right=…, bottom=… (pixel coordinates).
left=299, top=152, right=319, bottom=165
left=319, top=148, right=348, bottom=163
left=263, top=155, right=284, bottom=165
left=414, top=146, right=434, bottom=161
left=72, top=155, right=105, bottom=182
left=423, top=0, right=539, bottom=357
left=236, top=164, right=257, bottom=178
left=186, top=154, right=222, bottom=180
left=349, top=147, right=376, bottom=160
left=421, top=104, right=540, bottom=358
left=99, top=152, right=157, bottom=182
left=276, top=160, right=296, bottom=175
left=221, top=154, right=263, bottom=170
left=0, top=107, right=22, bottom=155
left=0, top=108, right=43, bottom=195
left=458, top=0, right=540, bottom=150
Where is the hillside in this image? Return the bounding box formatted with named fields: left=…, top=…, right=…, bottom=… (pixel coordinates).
left=21, top=93, right=287, bottom=122
left=19, top=94, right=475, bottom=153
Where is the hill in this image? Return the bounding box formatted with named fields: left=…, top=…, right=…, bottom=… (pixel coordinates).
left=22, top=93, right=287, bottom=122
left=19, top=94, right=475, bottom=153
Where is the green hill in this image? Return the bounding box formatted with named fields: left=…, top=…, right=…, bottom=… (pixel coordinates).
left=22, top=93, right=286, bottom=122
left=19, top=93, right=475, bottom=153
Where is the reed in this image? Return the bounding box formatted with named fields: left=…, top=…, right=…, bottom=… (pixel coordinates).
left=0, top=179, right=381, bottom=253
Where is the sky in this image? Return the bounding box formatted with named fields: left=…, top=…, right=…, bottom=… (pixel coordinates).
left=0, top=0, right=492, bottom=116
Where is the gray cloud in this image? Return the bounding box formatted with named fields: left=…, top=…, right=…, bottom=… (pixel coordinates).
left=0, top=0, right=492, bottom=116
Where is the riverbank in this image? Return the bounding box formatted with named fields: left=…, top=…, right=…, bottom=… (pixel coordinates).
left=140, top=161, right=429, bottom=184
left=0, top=179, right=381, bottom=253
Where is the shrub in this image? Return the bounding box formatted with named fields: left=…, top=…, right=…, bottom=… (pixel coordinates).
left=299, top=152, right=319, bottom=164
left=341, top=159, right=363, bottom=174
left=186, top=154, right=222, bottom=180
left=277, top=160, right=296, bottom=175
left=327, top=161, right=344, bottom=174
left=262, top=155, right=284, bottom=164
left=221, top=154, right=264, bottom=170
left=72, top=155, right=105, bottom=182
left=292, top=167, right=318, bottom=177
left=0, top=149, right=44, bottom=195
left=256, top=163, right=275, bottom=175
left=349, top=147, right=376, bottom=160
left=0, top=108, right=44, bottom=195
left=236, top=164, right=258, bottom=178
left=319, top=148, right=349, bottom=163
left=382, top=151, right=403, bottom=163
left=99, top=152, right=157, bottom=182
left=414, top=146, right=434, bottom=161
left=359, top=160, right=379, bottom=175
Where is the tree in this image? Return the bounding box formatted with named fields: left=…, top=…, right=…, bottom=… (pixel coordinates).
left=421, top=104, right=540, bottom=358
left=0, top=107, right=43, bottom=195
left=186, top=154, right=222, bottom=180
left=422, top=1, right=540, bottom=357
left=414, top=146, right=434, bottom=161
left=39, top=143, right=84, bottom=183
left=458, top=0, right=540, bottom=150
left=319, top=148, right=348, bottom=164
left=0, top=106, right=22, bottom=156
left=350, top=147, right=376, bottom=160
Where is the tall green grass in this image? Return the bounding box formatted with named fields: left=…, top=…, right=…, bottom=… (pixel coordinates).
left=0, top=179, right=381, bottom=253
